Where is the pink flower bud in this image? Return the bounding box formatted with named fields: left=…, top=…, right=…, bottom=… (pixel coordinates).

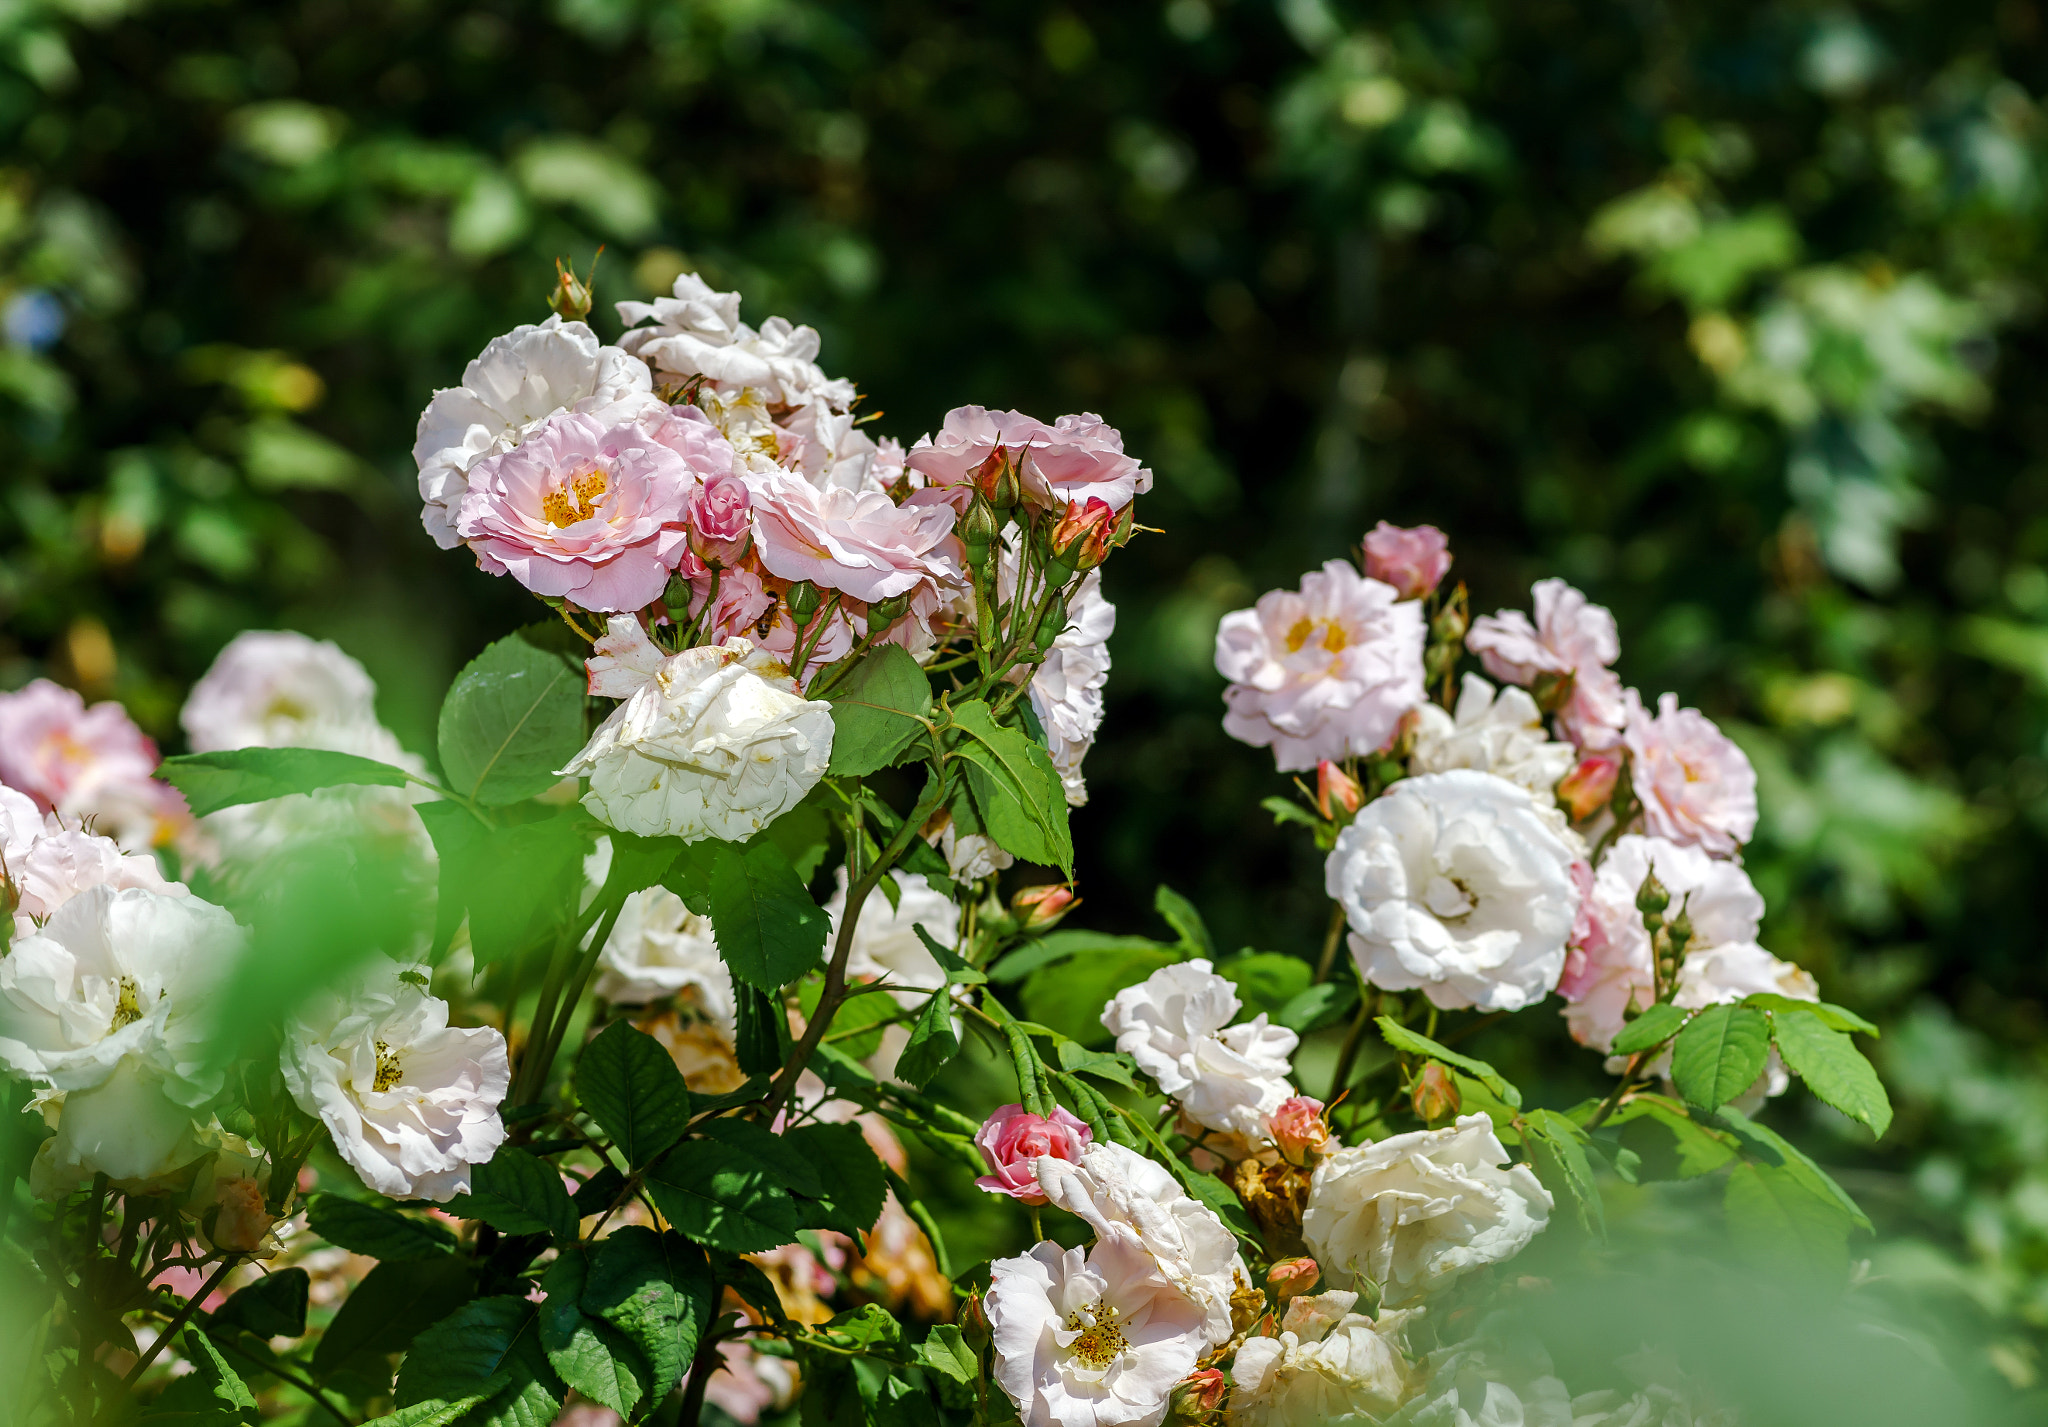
left=1315, top=760, right=1364, bottom=820
left=1012, top=882, right=1078, bottom=931
left=1411, top=1062, right=1460, bottom=1122
left=1556, top=753, right=1621, bottom=821
left=973, top=1103, right=1091, bottom=1204
left=1266, top=1256, right=1321, bottom=1302
left=210, top=1176, right=278, bottom=1254
left=1362, top=521, right=1452, bottom=601
left=688, top=470, right=754, bottom=568
left=1269, top=1095, right=1333, bottom=1166
left=1176, top=1368, right=1227, bottom=1415
left=1048, top=496, right=1116, bottom=571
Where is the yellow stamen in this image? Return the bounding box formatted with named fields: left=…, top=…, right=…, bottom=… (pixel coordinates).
left=540, top=467, right=609, bottom=526
left=1064, top=1302, right=1129, bottom=1369
left=373, top=1039, right=403, bottom=1093
left=111, top=976, right=142, bottom=1031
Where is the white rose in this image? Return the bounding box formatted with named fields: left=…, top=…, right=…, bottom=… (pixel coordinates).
left=593, top=884, right=736, bottom=1027
left=181, top=630, right=389, bottom=754
left=1229, top=1291, right=1409, bottom=1427
left=617, top=274, right=856, bottom=412
left=0, top=885, right=239, bottom=1192
left=413, top=315, right=665, bottom=549
left=1302, top=1114, right=1553, bottom=1305
left=1028, top=568, right=1116, bottom=808
left=925, top=809, right=1014, bottom=882
left=3, top=790, right=187, bottom=935
left=1388, top=1342, right=1575, bottom=1427
left=988, top=1232, right=1208, bottom=1427
left=1033, top=1141, right=1249, bottom=1348
left=280, top=960, right=510, bottom=1202
left=1326, top=770, right=1579, bottom=1013
left=1101, top=960, right=1298, bottom=1147
left=1410, top=674, right=1576, bottom=801
left=561, top=637, right=833, bottom=843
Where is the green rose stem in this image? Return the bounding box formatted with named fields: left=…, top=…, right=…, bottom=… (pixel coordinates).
left=761, top=776, right=948, bottom=1126
left=1312, top=904, right=1348, bottom=984
left=119, top=1252, right=244, bottom=1390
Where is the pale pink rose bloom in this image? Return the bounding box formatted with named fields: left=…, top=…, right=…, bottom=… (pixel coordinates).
left=680, top=566, right=778, bottom=649
left=456, top=411, right=701, bottom=613
left=1467, top=578, right=1627, bottom=749
left=747, top=468, right=963, bottom=604
left=1559, top=834, right=1764, bottom=1051
left=1269, top=1096, right=1333, bottom=1166
left=1622, top=690, right=1758, bottom=857
left=1023, top=412, right=1153, bottom=512
left=1215, top=560, right=1426, bottom=772
left=688, top=469, right=754, bottom=568
left=1361, top=521, right=1451, bottom=601
left=903, top=406, right=1053, bottom=510
left=698, top=1340, right=800, bottom=1424
left=973, top=1104, right=1092, bottom=1204
left=0, top=680, right=187, bottom=849
left=9, top=827, right=187, bottom=932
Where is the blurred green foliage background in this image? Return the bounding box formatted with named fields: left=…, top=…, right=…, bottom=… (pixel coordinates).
left=5, top=0, right=2048, bottom=1406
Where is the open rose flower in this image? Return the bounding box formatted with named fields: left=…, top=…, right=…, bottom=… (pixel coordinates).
left=1362, top=521, right=1452, bottom=601
left=1408, top=674, right=1577, bottom=804
left=563, top=630, right=834, bottom=843
left=414, top=315, right=665, bottom=549
left=905, top=407, right=1152, bottom=513
left=1467, top=578, right=1627, bottom=749
left=975, top=1104, right=1092, bottom=1203
left=1216, top=560, right=1426, bottom=772
left=617, top=273, right=855, bottom=411
left=1230, top=1290, right=1409, bottom=1427
left=1027, top=568, right=1116, bottom=807
left=457, top=409, right=707, bottom=612
left=1102, top=960, right=1298, bottom=1148
left=748, top=468, right=962, bottom=603
left=179, top=629, right=401, bottom=761
left=1621, top=690, right=1758, bottom=856
left=2, top=793, right=187, bottom=935
left=0, top=679, right=187, bottom=851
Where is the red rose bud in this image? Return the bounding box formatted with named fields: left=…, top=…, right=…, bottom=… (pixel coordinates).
left=1269, top=1095, right=1333, bottom=1165
left=1013, top=882, right=1078, bottom=931
left=1315, top=760, right=1364, bottom=820
left=1556, top=753, right=1620, bottom=821
left=972, top=443, right=1021, bottom=509
left=1048, top=497, right=1116, bottom=572
left=1176, top=1369, right=1227, bottom=1416
left=1266, top=1257, right=1321, bottom=1302
left=1412, top=1062, right=1460, bottom=1122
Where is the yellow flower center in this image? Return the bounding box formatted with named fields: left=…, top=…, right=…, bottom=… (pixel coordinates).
left=1063, top=1302, right=1129, bottom=1370
left=111, top=976, right=142, bottom=1031
left=540, top=467, right=609, bottom=526
left=373, top=1039, right=403, bottom=1093
left=1284, top=617, right=1348, bottom=655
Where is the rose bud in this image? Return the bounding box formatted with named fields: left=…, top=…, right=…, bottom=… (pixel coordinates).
left=1012, top=882, right=1078, bottom=932
left=687, top=469, right=753, bottom=568
left=973, top=1103, right=1091, bottom=1204
left=1174, top=1368, right=1227, bottom=1416
left=1315, top=760, right=1364, bottom=820
left=1047, top=496, right=1117, bottom=572
left=1266, top=1256, right=1321, bottom=1302
left=546, top=255, right=595, bottom=322
left=1269, top=1095, right=1333, bottom=1166
left=1362, top=520, right=1452, bottom=601
left=1556, top=753, right=1620, bottom=822
left=209, top=1176, right=279, bottom=1254
left=972, top=443, right=1021, bottom=509
left=1411, top=1061, right=1460, bottom=1123
left=961, top=1289, right=991, bottom=1349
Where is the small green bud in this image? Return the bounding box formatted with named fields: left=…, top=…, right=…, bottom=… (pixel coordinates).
left=1636, top=870, right=1670, bottom=924
left=785, top=579, right=822, bottom=625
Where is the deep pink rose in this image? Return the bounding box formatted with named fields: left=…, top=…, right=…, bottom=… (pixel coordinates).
left=1361, top=521, right=1452, bottom=601
left=748, top=469, right=962, bottom=604
left=1622, top=690, right=1758, bottom=856
left=1268, top=1095, right=1332, bottom=1166
left=1467, top=578, right=1627, bottom=749
left=690, top=469, right=754, bottom=568
left=456, top=410, right=700, bottom=612
left=972, top=1103, right=1091, bottom=1204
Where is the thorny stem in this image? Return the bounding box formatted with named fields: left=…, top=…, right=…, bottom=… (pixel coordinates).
left=761, top=777, right=948, bottom=1126
left=121, top=1253, right=242, bottom=1389
left=1313, top=903, right=1348, bottom=984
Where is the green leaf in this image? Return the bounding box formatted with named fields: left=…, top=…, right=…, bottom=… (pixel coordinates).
left=538, top=1250, right=646, bottom=1419
left=356, top=1398, right=499, bottom=1427
left=416, top=805, right=590, bottom=968
left=1717, top=1106, right=1872, bottom=1232
left=643, top=1139, right=801, bottom=1253
left=787, top=1121, right=889, bottom=1236
left=1605, top=1095, right=1738, bottom=1179
left=454, top=1147, right=578, bottom=1240
left=1744, top=992, right=1879, bottom=1037
left=895, top=988, right=961, bottom=1089
left=696, top=1116, right=825, bottom=1197
left=911, top=922, right=987, bottom=985
left=950, top=699, right=1074, bottom=872
left=827, top=645, right=933, bottom=775
left=143, top=1329, right=258, bottom=1425
left=1768, top=1008, right=1893, bottom=1137
left=914, top=1324, right=978, bottom=1385
left=1260, top=795, right=1325, bottom=832
left=394, top=1298, right=561, bottom=1427
left=1023, top=946, right=1179, bottom=1048
left=210, top=1268, right=309, bottom=1338
left=1521, top=1109, right=1604, bottom=1239
left=798, top=976, right=901, bottom=1062
left=437, top=628, right=586, bottom=806
left=1153, top=885, right=1215, bottom=959
left=1723, top=1161, right=1853, bottom=1278
left=1056, top=1041, right=1140, bottom=1089
left=1670, top=1004, right=1771, bottom=1110
left=304, top=1193, right=456, bottom=1261
left=157, top=747, right=411, bottom=816
left=988, top=931, right=1177, bottom=984
left=1376, top=1018, right=1523, bottom=1109
left=734, top=980, right=792, bottom=1073
left=581, top=1228, right=714, bottom=1404
left=1611, top=1002, right=1690, bottom=1056
left=312, top=1255, right=476, bottom=1380
left=710, top=838, right=829, bottom=989
left=1274, top=980, right=1358, bottom=1034
left=1214, top=951, right=1309, bottom=1021
left=576, top=1021, right=693, bottom=1168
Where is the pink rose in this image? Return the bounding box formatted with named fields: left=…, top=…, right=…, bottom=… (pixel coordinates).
left=689, top=469, right=754, bottom=568
left=1268, top=1096, right=1332, bottom=1166
left=1622, top=691, right=1757, bottom=857
left=680, top=565, right=777, bottom=648
left=0, top=680, right=187, bottom=850
left=1556, top=753, right=1620, bottom=821
left=747, top=469, right=963, bottom=604
left=904, top=406, right=1051, bottom=511
left=456, top=410, right=700, bottom=612
left=1361, top=521, right=1452, bottom=600
left=972, top=1103, right=1091, bottom=1204
left=1215, top=560, right=1426, bottom=772
left=1178, top=1369, right=1228, bottom=1414
left=1265, top=1257, right=1320, bottom=1302
left=1467, top=578, right=1627, bottom=749
left=905, top=407, right=1153, bottom=513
